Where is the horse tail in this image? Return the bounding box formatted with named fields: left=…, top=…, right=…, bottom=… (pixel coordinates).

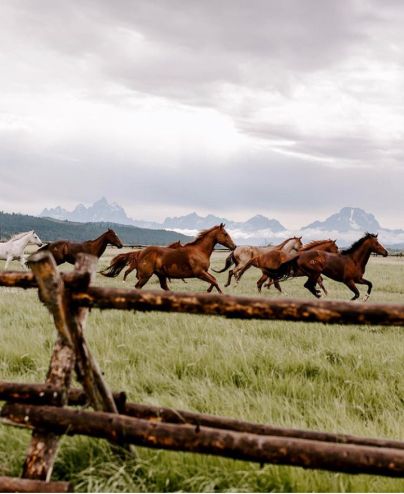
left=212, top=252, right=235, bottom=273
left=264, top=255, right=299, bottom=282
left=100, top=252, right=133, bottom=278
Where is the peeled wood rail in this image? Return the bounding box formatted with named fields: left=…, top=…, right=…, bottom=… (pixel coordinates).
left=1, top=382, right=403, bottom=452
left=73, top=287, right=404, bottom=326
left=0, top=476, right=71, bottom=493
left=3, top=403, right=404, bottom=478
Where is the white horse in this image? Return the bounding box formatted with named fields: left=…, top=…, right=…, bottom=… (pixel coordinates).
left=0, top=231, right=43, bottom=270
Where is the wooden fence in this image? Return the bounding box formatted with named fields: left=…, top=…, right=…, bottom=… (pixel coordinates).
left=0, top=251, right=403, bottom=492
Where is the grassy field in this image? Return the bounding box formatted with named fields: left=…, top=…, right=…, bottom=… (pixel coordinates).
left=0, top=247, right=403, bottom=492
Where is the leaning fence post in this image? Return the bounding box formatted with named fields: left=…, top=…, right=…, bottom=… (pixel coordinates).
left=22, top=251, right=75, bottom=481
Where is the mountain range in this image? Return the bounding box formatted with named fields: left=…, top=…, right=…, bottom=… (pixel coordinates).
left=40, top=199, right=404, bottom=247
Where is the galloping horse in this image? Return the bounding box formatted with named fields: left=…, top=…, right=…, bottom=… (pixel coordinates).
left=37, top=228, right=123, bottom=265
left=100, top=240, right=183, bottom=281
left=266, top=233, right=388, bottom=301
left=135, top=224, right=236, bottom=293
left=0, top=231, right=43, bottom=270
left=233, top=237, right=304, bottom=283
left=258, top=239, right=339, bottom=295
left=213, top=237, right=303, bottom=287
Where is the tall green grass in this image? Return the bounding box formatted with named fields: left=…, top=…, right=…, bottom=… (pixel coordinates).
left=0, top=250, right=403, bottom=492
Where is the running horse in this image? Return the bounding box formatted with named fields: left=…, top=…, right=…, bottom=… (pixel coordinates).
left=0, top=231, right=43, bottom=270
left=135, top=224, right=236, bottom=292
left=37, top=228, right=123, bottom=265
left=266, top=233, right=388, bottom=301
left=100, top=241, right=183, bottom=281
left=213, top=237, right=303, bottom=287
left=257, top=239, right=339, bottom=295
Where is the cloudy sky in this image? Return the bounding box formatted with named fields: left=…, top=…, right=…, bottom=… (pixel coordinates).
left=1, top=0, right=404, bottom=229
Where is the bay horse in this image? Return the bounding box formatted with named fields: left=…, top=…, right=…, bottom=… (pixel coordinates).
left=266, top=233, right=388, bottom=301
left=135, top=224, right=236, bottom=293
left=0, top=231, right=43, bottom=270
left=37, top=228, right=123, bottom=265
left=100, top=241, right=183, bottom=281
left=233, top=236, right=304, bottom=284
left=257, top=239, right=339, bottom=295
left=213, top=237, right=303, bottom=287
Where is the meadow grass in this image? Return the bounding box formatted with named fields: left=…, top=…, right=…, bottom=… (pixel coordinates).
left=0, top=249, right=403, bottom=492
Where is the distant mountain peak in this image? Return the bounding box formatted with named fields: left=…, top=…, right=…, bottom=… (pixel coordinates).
left=303, top=207, right=381, bottom=233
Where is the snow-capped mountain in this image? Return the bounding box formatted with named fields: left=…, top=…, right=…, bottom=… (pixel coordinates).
left=303, top=207, right=380, bottom=232
left=40, top=200, right=404, bottom=247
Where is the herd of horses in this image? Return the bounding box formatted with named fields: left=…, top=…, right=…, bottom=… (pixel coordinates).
left=0, top=224, right=389, bottom=301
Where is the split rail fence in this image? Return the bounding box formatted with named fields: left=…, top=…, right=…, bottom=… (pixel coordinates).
left=0, top=251, right=403, bottom=492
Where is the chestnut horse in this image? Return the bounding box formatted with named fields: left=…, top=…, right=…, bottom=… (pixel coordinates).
left=258, top=239, right=339, bottom=295
left=234, top=236, right=304, bottom=283
left=37, top=228, right=123, bottom=265
left=135, top=224, right=236, bottom=292
left=266, top=233, right=388, bottom=301
left=100, top=241, right=183, bottom=281
left=214, top=237, right=303, bottom=287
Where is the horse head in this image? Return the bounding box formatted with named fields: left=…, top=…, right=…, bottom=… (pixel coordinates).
left=28, top=231, right=43, bottom=246
left=216, top=224, right=236, bottom=250
left=106, top=229, right=123, bottom=249
left=367, top=233, right=388, bottom=257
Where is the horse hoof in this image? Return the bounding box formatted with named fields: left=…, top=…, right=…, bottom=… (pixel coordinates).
left=363, top=295, right=369, bottom=302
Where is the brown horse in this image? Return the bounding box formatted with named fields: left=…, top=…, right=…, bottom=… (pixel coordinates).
left=135, top=224, right=236, bottom=292
left=234, top=237, right=304, bottom=283
left=37, top=228, right=123, bottom=265
left=213, top=237, right=302, bottom=288
left=267, top=233, right=388, bottom=301
left=258, top=239, right=339, bottom=294
left=100, top=241, right=183, bottom=281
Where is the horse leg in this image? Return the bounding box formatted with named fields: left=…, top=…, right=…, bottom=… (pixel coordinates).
left=304, top=275, right=322, bottom=298
left=356, top=278, right=373, bottom=302
left=345, top=280, right=360, bottom=301
left=256, top=273, right=268, bottom=293
left=135, top=272, right=153, bottom=289
left=317, top=275, right=328, bottom=295
left=273, top=280, right=282, bottom=293
left=4, top=256, right=13, bottom=270
left=225, top=269, right=234, bottom=288
left=156, top=273, right=170, bottom=291
left=123, top=264, right=136, bottom=282
left=198, top=271, right=222, bottom=294
left=20, top=256, right=28, bottom=271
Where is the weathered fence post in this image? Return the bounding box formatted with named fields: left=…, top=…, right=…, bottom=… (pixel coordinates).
left=22, top=252, right=75, bottom=481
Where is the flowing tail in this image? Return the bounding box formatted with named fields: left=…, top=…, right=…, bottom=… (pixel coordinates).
left=263, top=256, right=299, bottom=282
left=100, top=252, right=133, bottom=278
left=212, top=252, right=235, bottom=273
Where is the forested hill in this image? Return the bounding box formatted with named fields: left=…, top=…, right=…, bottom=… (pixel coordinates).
left=0, top=212, right=192, bottom=245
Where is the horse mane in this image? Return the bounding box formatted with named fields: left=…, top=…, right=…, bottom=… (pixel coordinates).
left=300, top=239, right=335, bottom=251
left=8, top=231, right=32, bottom=241
left=187, top=225, right=222, bottom=245
left=341, top=233, right=377, bottom=255
left=276, top=237, right=298, bottom=249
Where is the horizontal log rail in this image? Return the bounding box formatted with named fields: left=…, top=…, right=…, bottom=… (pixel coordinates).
left=73, top=287, right=404, bottom=326
left=0, top=476, right=71, bottom=493
left=2, top=403, right=404, bottom=478
left=0, top=270, right=91, bottom=291
left=1, top=382, right=402, bottom=451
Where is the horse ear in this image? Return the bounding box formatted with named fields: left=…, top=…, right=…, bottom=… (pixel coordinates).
left=299, top=236, right=302, bottom=240
left=220, top=223, right=225, bottom=228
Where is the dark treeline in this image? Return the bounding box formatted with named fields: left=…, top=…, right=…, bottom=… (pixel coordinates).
left=0, top=212, right=191, bottom=245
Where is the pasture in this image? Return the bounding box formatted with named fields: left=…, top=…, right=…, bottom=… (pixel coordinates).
left=0, top=247, right=403, bottom=492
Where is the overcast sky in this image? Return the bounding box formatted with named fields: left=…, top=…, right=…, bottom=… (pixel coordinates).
left=1, top=0, right=404, bottom=229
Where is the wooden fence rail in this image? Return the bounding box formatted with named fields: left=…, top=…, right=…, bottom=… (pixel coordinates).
left=0, top=251, right=403, bottom=491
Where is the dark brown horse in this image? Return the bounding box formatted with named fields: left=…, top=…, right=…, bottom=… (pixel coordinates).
left=135, top=224, right=236, bottom=292
left=267, top=233, right=388, bottom=301
left=257, top=239, right=339, bottom=295
left=37, top=228, right=123, bottom=265
left=100, top=241, right=183, bottom=281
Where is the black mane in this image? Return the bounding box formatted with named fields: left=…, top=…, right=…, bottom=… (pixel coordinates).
left=341, top=232, right=377, bottom=255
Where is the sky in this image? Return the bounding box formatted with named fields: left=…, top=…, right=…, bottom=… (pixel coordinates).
left=1, top=0, right=404, bottom=229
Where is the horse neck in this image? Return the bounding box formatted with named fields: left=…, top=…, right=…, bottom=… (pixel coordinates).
left=282, top=240, right=299, bottom=254
left=192, top=230, right=219, bottom=257
left=88, top=232, right=109, bottom=257
left=13, top=234, right=31, bottom=249
left=348, top=240, right=373, bottom=271
left=316, top=241, right=335, bottom=252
